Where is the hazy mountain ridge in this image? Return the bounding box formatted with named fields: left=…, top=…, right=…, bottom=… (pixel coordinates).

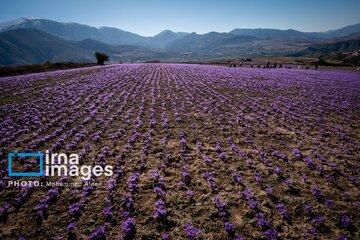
left=308, top=39, right=360, bottom=52
left=0, top=28, right=92, bottom=65
left=1, top=17, right=360, bottom=65
left=324, top=23, right=360, bottom=37
left=229, top=23, right=360, bottom=39
left=0, top=28, right=185, bottom=65
left=288, top=38, right=360, bottom=57
left=1, top=17, right=360, bottom=48
left=229, top=28, right=317, bottom=39
left=0, top=17, right=189, bottom=48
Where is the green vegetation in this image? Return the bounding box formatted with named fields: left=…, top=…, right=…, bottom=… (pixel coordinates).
left=0, top=62, right=96, bottom=77
left=343, top=55, right=360, bottom=66
left=144, top=60, right=161, bottom=63
left=95, top=52, right=109, bottom=65
left=319, top=53, right=360, bottom=67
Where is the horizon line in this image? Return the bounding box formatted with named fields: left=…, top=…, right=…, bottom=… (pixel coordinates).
left=1, top=16, right=360, bottom=38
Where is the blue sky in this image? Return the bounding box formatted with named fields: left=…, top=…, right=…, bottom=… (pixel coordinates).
left=0, top=0, right=359, bottom=36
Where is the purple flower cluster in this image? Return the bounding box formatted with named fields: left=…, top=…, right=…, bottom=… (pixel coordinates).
left=183, top=222, right=201, bottom=239
left=88, top=226, right=105, bottom=240
left=121, top=217, right=135, bottom=238
left=1, top=63, right=359, bottom=239
left=203, top=171, right=216, bottom=188
left=212, top=195, right=228, bottom=217
left=275, top=203, right=289, bottom=218
left=153, top=198, right=167, bottom=220
left=68, top=202, right=82, bottom=216
left=127, top=172, right=140, bottom=192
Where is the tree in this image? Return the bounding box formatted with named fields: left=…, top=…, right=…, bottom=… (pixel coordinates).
left=95, top=52, right=109, bottom=65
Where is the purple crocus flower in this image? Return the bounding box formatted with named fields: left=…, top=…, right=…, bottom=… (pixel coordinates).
left=161, top=233, right=169, bottom=240
left=249, top=200, right=258, bottom=209
left=257, top=218, right=270, bottom=227
left=88, top=226, right=105, bottom=240
left=204, top=156, right=211, bottom=164
left=311, top=216, right=325, bottom=224
left=324, top=199, right=333, bottom=206
left=304, top=205, right=312, bottom=212
left=103, top=206, right=113, bottom=218
left=284, top=178, right=293, bottom=185
left=154, top=186, right=167, bottom=197
left=301, top=175, right=308, bottom=180
left=304, top=228, right=318, bottom=236
left=183, top=223, right=201, bottom=239
left=68, top=202, right=82, bottom=215
left=153, top=205, right=167, bottom=219
left=341, top=215, right=351, bottom=227
left=265, top=187, right=272, bottom=194
left=231, top=171, right=243, bottom=184
left=224, top=221, right=234, bottom=233
left=275, top=203, right=288, bottom=218
left=215, top=144, right=221, bottom=153
left=186, top=190, right=194, bottom=197
left=0, top=202, right=10, bottom=214
left=66, top=223, right=75, bottom=232
left=122, top=217, right=135, bottom=237
left=234, top=236, right=244, bottom=240
left=128, top=173, right=140, bottom=183
left=219, top=152, right=227, bottom=160
left=264, top=229, right=278, bottom=239
left=292, top=149, right=301, bottom=158
left=310, top=186, right=323, bottom=197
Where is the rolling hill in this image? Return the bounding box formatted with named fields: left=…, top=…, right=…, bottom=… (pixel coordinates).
left=324, top=23, right=360, bottom=38
left=1, top=17, right=360, bottom=65
left=1, top=17, right=360, bottom=49
left=0, top=29, right=183, bottom=65
left=229, top=24, right=360, bottom=39
left=289, top=38, right=360, bottom=57
left=229, top=28, right=316, bottom=39
left=0, top=28, right=93, bottom=65
left=0, top=18, right=189, bottom=47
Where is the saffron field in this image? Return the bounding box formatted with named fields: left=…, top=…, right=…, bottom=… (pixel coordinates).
left=0, top=64, right=359, bottom=239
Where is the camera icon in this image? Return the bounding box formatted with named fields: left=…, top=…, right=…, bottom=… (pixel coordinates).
left=8, top=150, right=43, bottom=177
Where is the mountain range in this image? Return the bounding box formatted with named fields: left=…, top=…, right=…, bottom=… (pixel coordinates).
left=0, top=17, right=189, bottom=48
left=1, top=17, right=360, bottom=65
